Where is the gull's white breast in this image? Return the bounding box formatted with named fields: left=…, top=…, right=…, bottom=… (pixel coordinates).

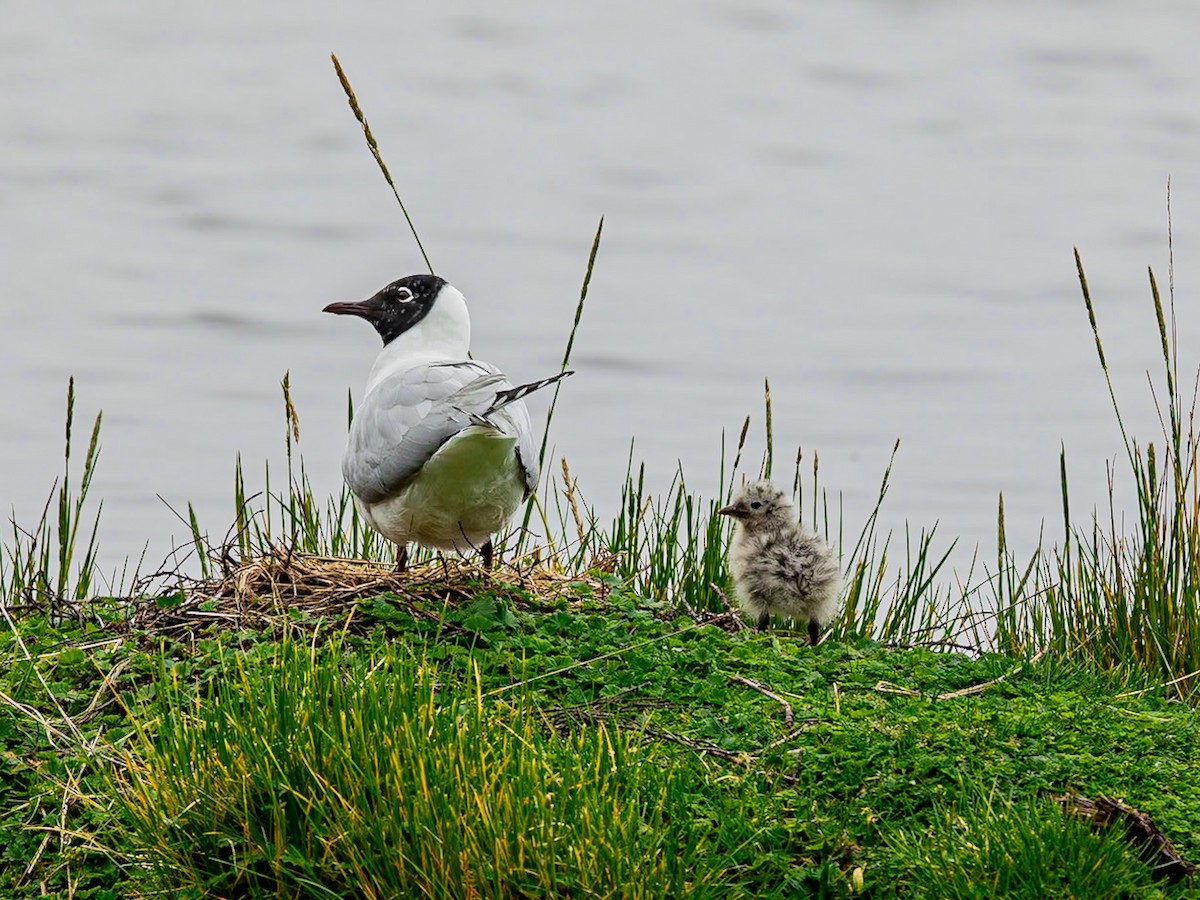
left=356, top=424, right=527, bottom=551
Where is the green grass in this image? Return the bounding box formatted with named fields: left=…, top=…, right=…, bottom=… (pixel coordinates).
left=888, top=785, right=1183, bottom=899
left=113, top=619, right=1200, bottom=898
left=4, top=581, right=1199, bottom=897
left=1, top=377, right=106, bottom=611
left=993, top=250, right=1200, bottom=698
left=113, top=639, right=749, bottom=898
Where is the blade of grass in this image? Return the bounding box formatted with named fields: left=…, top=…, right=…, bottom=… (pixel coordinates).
left=330, top=53, right=435, bottom=275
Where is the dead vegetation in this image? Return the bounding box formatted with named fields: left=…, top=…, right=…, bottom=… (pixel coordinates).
left=122, top=544, right=614, bottom=638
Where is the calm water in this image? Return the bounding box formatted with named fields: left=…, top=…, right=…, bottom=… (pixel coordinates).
left=5, top=1, right=1200, bottom=580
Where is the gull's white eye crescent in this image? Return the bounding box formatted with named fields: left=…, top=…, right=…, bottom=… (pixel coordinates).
left=395, top=286, right=414, bottom=302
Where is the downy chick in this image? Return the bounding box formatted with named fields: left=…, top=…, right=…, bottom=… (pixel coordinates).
left=718, top=480, right=841, bottom=645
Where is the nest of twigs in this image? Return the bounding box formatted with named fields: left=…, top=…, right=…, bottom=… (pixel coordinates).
left=128, top=544, right=613, bottom=638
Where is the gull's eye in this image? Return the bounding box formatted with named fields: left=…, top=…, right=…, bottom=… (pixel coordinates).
left=395, top=286, right=414, bottom=302
left=750, top=501, right=762, bottom=510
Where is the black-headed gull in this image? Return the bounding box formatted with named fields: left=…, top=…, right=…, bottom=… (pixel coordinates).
left=324, top=274, right=570, bottom=570
left=718, top=480, right=841, bottom=644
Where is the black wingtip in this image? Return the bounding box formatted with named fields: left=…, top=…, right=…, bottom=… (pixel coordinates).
left=486, top=370, right=574, bottom=414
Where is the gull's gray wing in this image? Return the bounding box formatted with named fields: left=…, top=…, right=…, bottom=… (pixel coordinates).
left=343, top=360, right=539, bottom=505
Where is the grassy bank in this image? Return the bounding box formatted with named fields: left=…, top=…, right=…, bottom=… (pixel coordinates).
left=2, top=562, right=1198, bottom=898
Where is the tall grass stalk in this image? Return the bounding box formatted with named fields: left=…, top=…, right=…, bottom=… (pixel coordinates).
left=331, top=53, right=434, bottom=275
left=996, top=249, right=1200, bottom=697
left=1, top=378, right=106, bottom=612
left=219, top=376, right=391, bottom=566
left=515, top=215, right=603, bottom=556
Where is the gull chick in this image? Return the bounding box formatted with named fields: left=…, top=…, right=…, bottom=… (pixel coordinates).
left=324, top=274, right=570, bottom=570
left=718, top=480, right=841, bottom=645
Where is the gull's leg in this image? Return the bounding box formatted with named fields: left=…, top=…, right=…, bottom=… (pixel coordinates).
left=808, top=619, right=820, bottom=647
left=756, top=609, right=770, bottom=631
left=481, top=539, right=495, bottom=570
left=394, top=544, right=408, bottom=573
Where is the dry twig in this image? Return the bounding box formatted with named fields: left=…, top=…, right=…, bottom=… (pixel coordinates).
left=1058, top=793, right=1197, bottom=882
left=875, top=650, right=1048, bottom=701
left=729, top=674, right=794, bottom=727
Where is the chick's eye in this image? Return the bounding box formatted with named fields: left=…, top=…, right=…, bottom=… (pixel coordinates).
left=750, top=501, right=762, bottom=510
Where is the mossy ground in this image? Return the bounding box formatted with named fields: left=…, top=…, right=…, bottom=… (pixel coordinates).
left=2, top=562, right=1197, bottom=898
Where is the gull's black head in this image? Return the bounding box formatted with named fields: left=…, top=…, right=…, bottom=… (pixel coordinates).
left=323, top=274, right=448, bottom=345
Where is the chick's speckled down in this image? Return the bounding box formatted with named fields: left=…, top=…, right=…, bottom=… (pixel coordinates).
left=719, top=480, right=842, bottom=644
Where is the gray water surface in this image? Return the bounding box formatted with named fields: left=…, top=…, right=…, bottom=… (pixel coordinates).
left=4, top=2, right=1200, bottom=579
